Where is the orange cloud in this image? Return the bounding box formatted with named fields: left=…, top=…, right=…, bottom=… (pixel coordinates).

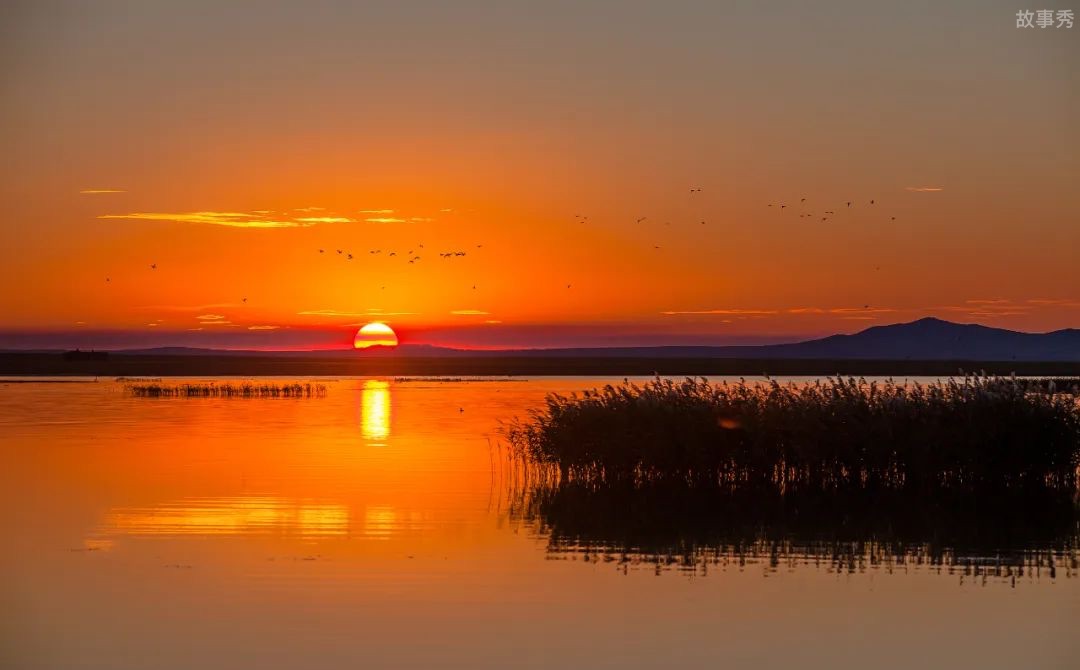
left=660, top=309, right=779, bottom=315
left=100, top=211, right=306, bottom=228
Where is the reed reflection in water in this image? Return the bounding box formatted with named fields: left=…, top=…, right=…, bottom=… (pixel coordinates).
left=507, top=479, right=1080, bottom=581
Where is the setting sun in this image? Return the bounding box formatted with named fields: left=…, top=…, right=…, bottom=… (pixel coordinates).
left=353, top=322, right=398, bottom=349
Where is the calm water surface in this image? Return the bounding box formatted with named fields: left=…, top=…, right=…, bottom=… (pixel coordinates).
left=1, top=377, right=1077, bottom=669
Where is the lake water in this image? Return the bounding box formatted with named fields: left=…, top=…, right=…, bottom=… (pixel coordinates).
left=2, top=377, right=1077, bottom=669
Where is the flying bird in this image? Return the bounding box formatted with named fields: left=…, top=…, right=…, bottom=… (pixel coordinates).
left=318, top=249, right=325, bottom=254
left=347, top=253, right=353, bottom=260
left=150, top=264, right=156, bottom=270
left=242, top=297, right=247, bottom=303
left=846, top=201, right=852, bottom=207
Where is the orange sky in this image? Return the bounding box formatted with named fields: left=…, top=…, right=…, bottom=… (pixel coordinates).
left=1, top=1, right=1077, bottom=349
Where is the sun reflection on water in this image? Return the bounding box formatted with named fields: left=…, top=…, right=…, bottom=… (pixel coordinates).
left=359, top=379, right=391, bottom=443
left=102, top=497, right=350, bottom=537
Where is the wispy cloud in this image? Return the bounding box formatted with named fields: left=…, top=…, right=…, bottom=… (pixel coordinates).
left=660, top=309, right=779, bottom=315
left=247, top=325, right=280, bottom=330
left=942, top=297, right=1080, bottom=316
left=824, top=307, right=895, bottom=315
left=939, top=299, right=1033, bottom=318
left=1026, top=298, right=1080, bottom=308
left=196, top=314, right=226, bottom=321
left=295, top=216, right=354, bottom=224
left=298, top=309, right=372, bottom=317
left=79, top=189, right=126, bottom=194
left=905, top=186, right=944, bottom=192
left=139, top=302, right=238, bottom=312
left=664, top=306, right=895, bottom=319
left=450, top=310, right=490, bottom=316
left=102, top=207, right=422, bottom=228
left=100, top=211, right=305, bottom=228
left=484, top=320, right=502, bottom=324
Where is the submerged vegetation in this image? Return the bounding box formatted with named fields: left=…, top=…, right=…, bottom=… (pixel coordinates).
left=127, top=382, right=327, bottom=398
left=504, top=376, right=1080, bottom=492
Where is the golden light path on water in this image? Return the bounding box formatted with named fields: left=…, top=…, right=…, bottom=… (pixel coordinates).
left=102, top=497, right=351, bottom=537
left=0, top=377, right=1076, bottom=670
left=359, top=379, right=390, bottom=443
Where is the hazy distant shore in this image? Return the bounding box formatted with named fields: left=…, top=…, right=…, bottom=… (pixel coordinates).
left=3, top=352, right=1080, bottom=377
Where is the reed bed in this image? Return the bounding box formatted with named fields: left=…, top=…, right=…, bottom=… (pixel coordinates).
left=503, top=375, right=1080, bottom=492
left=127, top=382, right=327, bottom=398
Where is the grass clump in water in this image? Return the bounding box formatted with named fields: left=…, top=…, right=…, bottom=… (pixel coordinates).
left=504, top=376, right=1080, bottom=492
left=128, top=382, right=327, bottom=398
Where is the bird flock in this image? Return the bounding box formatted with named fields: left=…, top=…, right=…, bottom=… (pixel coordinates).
left=768, top=196, right=897, bottom=223
left=103, top=186, right=915, bottom=315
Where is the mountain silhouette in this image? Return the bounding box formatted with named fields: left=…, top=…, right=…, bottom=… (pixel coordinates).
left=101, top=318, right=1080, bottom=362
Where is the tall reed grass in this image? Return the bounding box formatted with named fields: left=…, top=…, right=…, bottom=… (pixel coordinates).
left=504, top=376, right=1080, bottom=492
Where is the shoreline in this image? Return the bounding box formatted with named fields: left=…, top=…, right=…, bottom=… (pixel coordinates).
left=2, top=352, right=1080, bottom=377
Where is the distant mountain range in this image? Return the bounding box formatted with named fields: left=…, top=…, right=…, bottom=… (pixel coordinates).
left=72, top=318, right=1079, bottom=362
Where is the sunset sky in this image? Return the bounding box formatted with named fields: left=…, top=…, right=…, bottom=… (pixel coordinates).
left=1, top=1, right=1077, bottom=350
